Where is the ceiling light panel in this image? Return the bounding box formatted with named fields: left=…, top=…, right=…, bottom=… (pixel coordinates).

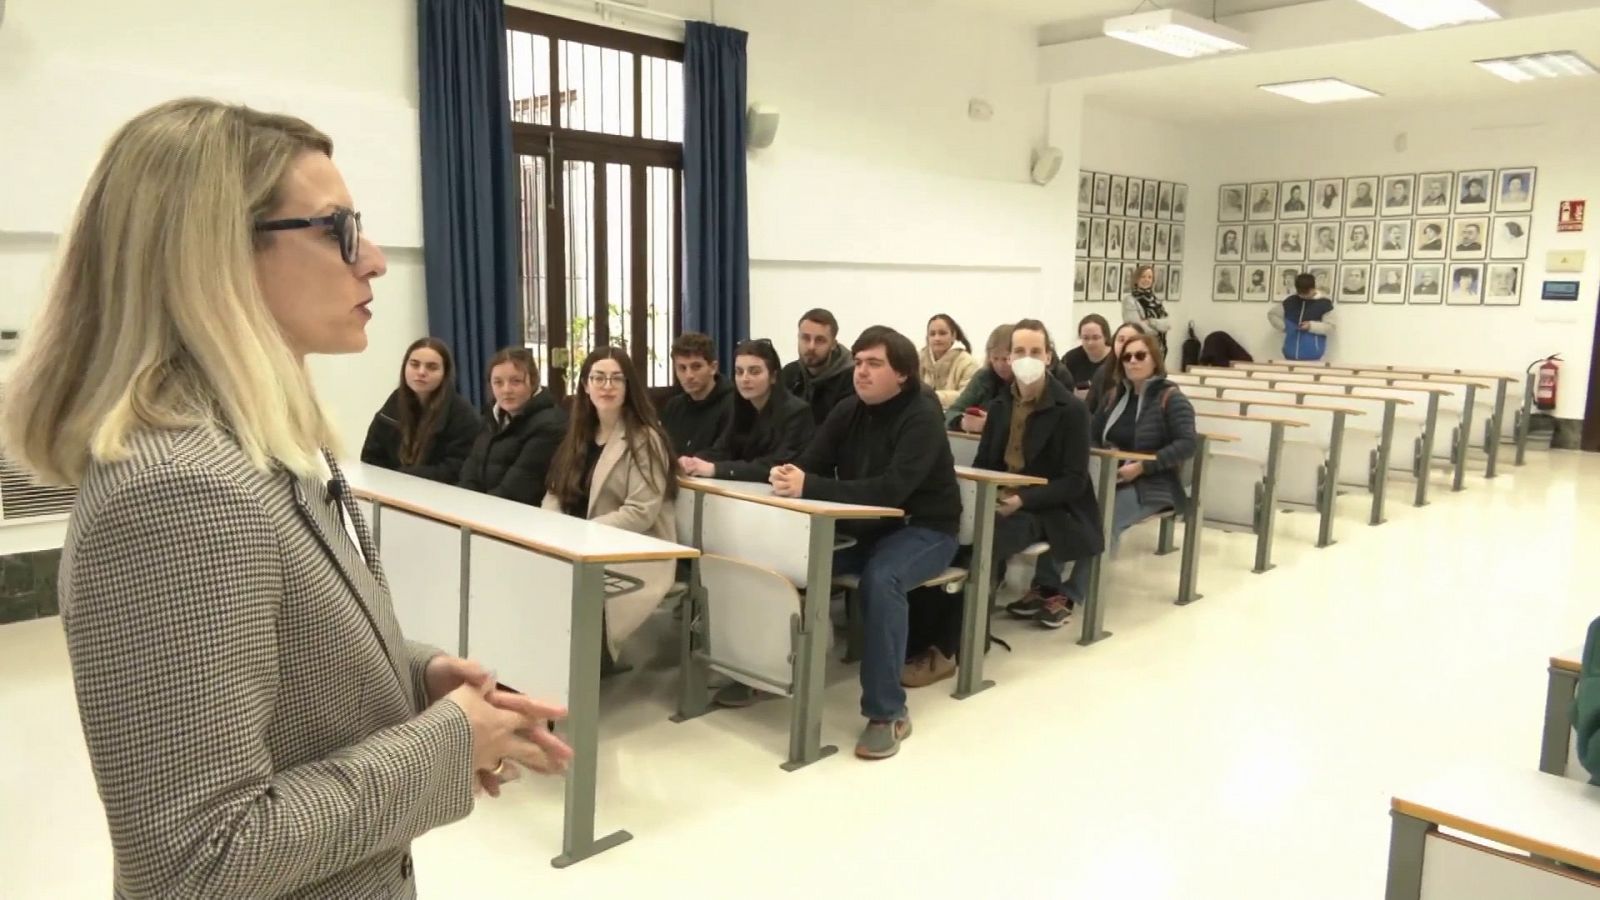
left=1103, top=9, right=1249, bottom=59
left=1259, top=78, right=1383, bottom=104
left=1354, top=0, right=1500, bottom=30
left=1475, top=51, right=1598, bottom=83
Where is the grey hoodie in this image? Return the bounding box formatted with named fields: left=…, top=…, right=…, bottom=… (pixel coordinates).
left=781, top=343, right=856, bottom=426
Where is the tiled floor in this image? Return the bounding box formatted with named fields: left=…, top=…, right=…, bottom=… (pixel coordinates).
left=1, top=448, right=1591, bottom=898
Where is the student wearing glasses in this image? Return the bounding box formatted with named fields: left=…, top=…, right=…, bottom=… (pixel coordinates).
left=544, top=347, right=679, bottom=669
left=458, top=347, right=567, bottom=504
left=679, top=339, right=815, bottom=482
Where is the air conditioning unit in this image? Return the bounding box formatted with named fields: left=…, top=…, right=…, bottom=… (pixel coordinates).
left=0, top=454, right=76, bottom=526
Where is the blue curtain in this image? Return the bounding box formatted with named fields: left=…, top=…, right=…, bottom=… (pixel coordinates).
left=683, top=22, right=751, bottom=374
left=417, top=0, right=519, bottom=410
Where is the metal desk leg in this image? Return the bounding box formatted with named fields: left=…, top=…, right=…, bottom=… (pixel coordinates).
left=1253, top=424, right=1283, bottom=574
left=1155, top=516, right=1178, bottom=555
left=1516, top=373, right=1534, bottom=466
left=954, top=482, right=997, bottom=700
left=1384, top=812, right=1431, bottom=900
left=1485, top=380, right=1507, bottom=478
left=1079, top=455, right=1117, bottom=646
left=1452, top=385, right=1475, bottom=492
left=1317, top=412, right=1345, bottom=547
left=1414, top=393, right=1438, bottom=508
left=553, top=561, right=631, bottom=868
left=673, top=492, right=710, bottom=723
left=1176, top=436, right=1208, bottom=606
left=783, top=515, right=839, bottom=772
left=1542, top=664, right=1581, bottom=776
left=1372, top=401, right=1394, bottom=525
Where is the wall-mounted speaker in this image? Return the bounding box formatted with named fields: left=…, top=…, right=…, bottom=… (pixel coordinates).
left=747, top=103, right=780, bottom=149
left=1030, top=146, right=1063, bottom=186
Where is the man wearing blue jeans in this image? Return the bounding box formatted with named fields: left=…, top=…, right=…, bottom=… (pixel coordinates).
left=771, top=326, right=961, bottom=760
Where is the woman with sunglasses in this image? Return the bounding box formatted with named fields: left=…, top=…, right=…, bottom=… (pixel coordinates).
left=458, top=347, right=566, bottom=504
left=680, top=339, right=815, bottom=482
left=0, top=99, right=570, bottom=897
left=1060, top=333, right=1195, bottom=605
left=1085, top=321, right=1146, bottom=415
left=361, top=337, right=480, bottom=483
left=544, top=347, right=679, bottom=668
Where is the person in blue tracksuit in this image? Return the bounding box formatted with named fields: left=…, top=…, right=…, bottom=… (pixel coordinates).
left=1269, top=272, right=1337, bottom=361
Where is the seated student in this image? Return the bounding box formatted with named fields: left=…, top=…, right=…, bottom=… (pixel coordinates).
left=543, top=347, right=678, bottom=668
left=458, top=348, right=566, bottom=503
left=1054, top=332, right=1195, bottom=608
left=946, top=323, right=1016, bottom=433
left=918, top=313, right=979, bottom=409
left=1085, top=321, right=1146, bottom=414
left=679, top=339, right=815, bottom=481
left=767, top=326, right=961, bottom=761
left=1060, top=314, right=1112, bottom=393
left=360, top=337, right=480, bottom=483
left=781, top=308, right=856, bottom=426
left=969, top=320, right=1104, bottom=632
left=660, top=331, right=733, bottom=456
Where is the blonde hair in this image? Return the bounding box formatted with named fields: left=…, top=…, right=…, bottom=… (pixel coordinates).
left=1, top=98, right=341, bottom=485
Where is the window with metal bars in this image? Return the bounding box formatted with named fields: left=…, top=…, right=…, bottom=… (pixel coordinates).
left=505, top=8, right=684, bottom=395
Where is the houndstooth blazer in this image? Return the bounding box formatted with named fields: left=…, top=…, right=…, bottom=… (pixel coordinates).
left=59, top=425, right=475, bottom=898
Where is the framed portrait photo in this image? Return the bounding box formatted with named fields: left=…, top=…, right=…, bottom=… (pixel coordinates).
left=1246, top=223, right=1276, bottom=261
left=1108, top=175, right=1128, bottom=217
left=1105, top=262, right=1123, bottom=300
left=1377, top=220, right=1412, bottom=260
left=1248, top=182, right=1279, bottom=221
left=1280, top=180, right=1310, bottom=219
left=1154, top=223, right=1171, bottom=261
left=1153, top=264, right=1169, bottom=295
left=1169, top=264, right=1184, bottom=300
left=1307, top=265, right=1335, bottom=297
left=1106, top=218, right=1125, bottom=259
left=1089, top=217, right=1107, bottom=258
left=1308, top=222, right=1341, bottom=261
left=1087, top=261, right=1106, bottom=302
left=1344, top=176, right=1379, bottom=216
left=1490, top=215, right=1531, bottom=260
left=1277, top=222, right=1307, bottom=261
left=1073, top=260, right=1088, bottom=302
left=1157, top=182, right=1175, bottom=220
left=1140, top=221, right=1157, bottom=257
left=1447, top=263, right=1484, bottom=306
left=1213, top=265, right=1241, bottom=301
left=1380, top=174, right=1415, bottom=217
left=1312, top=178, right=1344, bottom=219
left=1077, top=171, right=1093, bottom=213
left=1219, top=183, right=1246, bottom=223
left=1484, top=263, right=1523, bottom=306
left=1373, top=263, right=1408, bottom=304
left=1126, top=179, right=1144, bottom=219
left=1242, top=265, right=1271, bottom=302
left=1341, top=220, right=1376, bottom=261
left=1217, top=225, right=1244, bottom=261
left=1417, top=172, right=1453, bottom=216
left=1123, top=220, right=1141, bottom=258
left=1170, top=224, right=1185, bottom=261
left=1412, top=218, right=1449, bottom=260
left=1337, top=263, right=1371, bottom=304
left=1409, top=263, right=1444, bottom=305
left=1173, top=184, right=1189, bottom=221
left=1274, top=265, right=1303, bottom=299
left=1451, top=217, right=1490, bottom=260
left=1495, top=167, right=1536, bottom=213
left=1456, top=169, right=1493, bottom=214
left=1142, top=178, right=1160, bottom=218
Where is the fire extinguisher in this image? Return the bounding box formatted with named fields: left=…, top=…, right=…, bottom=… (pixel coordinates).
left=1533, top=354, right=1562, bottom=411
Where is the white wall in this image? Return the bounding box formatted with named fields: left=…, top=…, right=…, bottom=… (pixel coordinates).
left=1179, top=96, right=1600, bottom=419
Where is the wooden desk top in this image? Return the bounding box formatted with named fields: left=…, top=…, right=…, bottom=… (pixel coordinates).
left=344, top=463, right=698, bottom=564
left=1192, top=409, right=1310, bottom=427
left=954, top=465, right=1048, bottom=486
left=1091, top=447, right=1158, bottom=463
left=948, top=430, right=980, bottom=441
left=1182, top=373, right=1416, bottom=406
left=1259, top=360, right=1521, bottom=383
left=1554, top=647, right=1582, bottom=674
left=677, top=477, right=904, bottom=519
left=1392, top=766, right=1600, bottom=874
left=1188, top=394, right=1367, bottom=416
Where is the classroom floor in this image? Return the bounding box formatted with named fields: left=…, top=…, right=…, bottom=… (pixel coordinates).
left=1, top=446, right=1591, bottom=899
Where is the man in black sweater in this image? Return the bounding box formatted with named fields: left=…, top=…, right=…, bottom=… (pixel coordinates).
left=660, top=332, right=733, bottom=456
left=780, top=308, right=856, bottom=426
left=772, top=326, right=960, bottom=761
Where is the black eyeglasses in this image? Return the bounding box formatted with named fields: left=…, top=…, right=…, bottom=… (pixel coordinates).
left=254, top=208, right=364, bottom=264
left=1121, top=350, right=1150, bottom=364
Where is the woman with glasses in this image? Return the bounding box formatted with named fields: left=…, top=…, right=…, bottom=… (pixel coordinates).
left=679, top=339, right=815, bottom=482
left=544, top=347, right=679, bottom=668
left=458, top=347, right=566, bottom=504
left=1060, top=313, right=1112, bottom=394
left=0, top=99, right=571, bottom=897
left=1062, top=333, right=1195, bottom=604
left=1084, top=321, right=1146, bottom=415
left=361, top=337, right=480, bottom=483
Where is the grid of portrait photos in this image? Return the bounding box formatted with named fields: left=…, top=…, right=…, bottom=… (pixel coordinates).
left=1212, top=167, right=1534, bottom=308
left=1074, top=170, right=1189, bottom=306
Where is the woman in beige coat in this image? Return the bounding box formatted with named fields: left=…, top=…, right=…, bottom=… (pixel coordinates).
left=544, top=347, right=678, bottom=663
left=919, top=313, right=979, bottom=408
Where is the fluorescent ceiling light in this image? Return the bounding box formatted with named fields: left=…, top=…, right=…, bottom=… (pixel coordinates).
left=1475, top=51, right=1598, bottom=83
left=1259, top=78, right=1382, bottom=104
left=1103, top=8, right=1248, bottom=59
left=1354, top=0, right=1499, bottom=30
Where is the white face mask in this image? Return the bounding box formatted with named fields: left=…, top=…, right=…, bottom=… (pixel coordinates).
left=1011, top=355, right=1046, bottom=386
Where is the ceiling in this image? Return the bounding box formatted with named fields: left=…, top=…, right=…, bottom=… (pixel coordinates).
left=930, top=0, right=1313, bottom=29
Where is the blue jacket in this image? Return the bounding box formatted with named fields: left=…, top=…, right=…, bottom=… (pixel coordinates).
left=1270, top=293, right=1336, bottom=361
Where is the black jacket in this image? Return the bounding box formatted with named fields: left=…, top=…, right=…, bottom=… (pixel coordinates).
left=1090, top=376, right=1197, bottom=513
left=457, top=390, right=567, bottom=504
left=1060, top=347, right=1105, bottom=389
left=697, top=388, right=816, bottom=482
left=781, top=347, right=857, bottom=426
left=795, top=384, right=961, bottom=538
left=973, top=378, right=1103, bottom=563
left=360, top=389, right=480, bottom=484
left=661, top=376, right=734, bottom=456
